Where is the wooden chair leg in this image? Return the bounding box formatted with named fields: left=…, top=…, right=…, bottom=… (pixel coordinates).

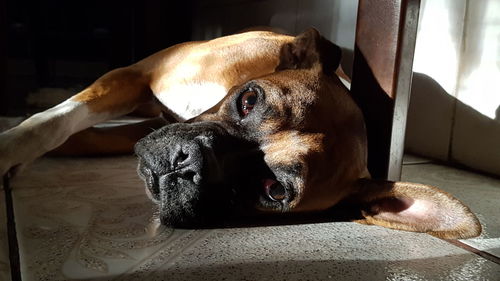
left=350, top=0, right=420, bottom=180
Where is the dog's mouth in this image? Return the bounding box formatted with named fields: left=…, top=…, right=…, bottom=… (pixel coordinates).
left=137, top=160, right=285, bottom=227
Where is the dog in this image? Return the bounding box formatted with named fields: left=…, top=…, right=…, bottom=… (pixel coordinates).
left=0, top=28, right=481, bottom=239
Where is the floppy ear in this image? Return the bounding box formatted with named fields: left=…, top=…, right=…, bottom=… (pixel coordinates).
left=351, top=179, right=481, bottom=239
left=275, top=28, right=342, bottom=76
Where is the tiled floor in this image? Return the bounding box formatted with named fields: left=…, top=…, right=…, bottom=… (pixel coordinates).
left=2, top=155, right=499, bottom=280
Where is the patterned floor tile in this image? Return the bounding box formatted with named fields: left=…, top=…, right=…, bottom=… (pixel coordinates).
left=10, top=157, right=193, bottom=280
left=114, top=222, right=500, bottom=281
left=8, top=156, right=500, bottom=280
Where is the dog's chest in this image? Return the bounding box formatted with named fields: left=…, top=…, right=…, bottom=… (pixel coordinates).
left=155, top=82, right=227, bottom=121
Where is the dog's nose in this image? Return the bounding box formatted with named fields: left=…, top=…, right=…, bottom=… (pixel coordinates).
left=136, top=143, right=206, bottom=206
left=136, top=138, right=208, bottom=186
left=134, top=122, right=251, bottom=227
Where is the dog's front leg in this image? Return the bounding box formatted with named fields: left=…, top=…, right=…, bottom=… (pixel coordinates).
left=0, top=65, right=152, bottom=177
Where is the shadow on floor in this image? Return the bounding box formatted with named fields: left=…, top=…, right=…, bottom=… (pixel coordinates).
left=89, top=252, right=497, bottom=281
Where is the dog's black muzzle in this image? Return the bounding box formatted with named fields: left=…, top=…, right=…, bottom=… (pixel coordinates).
left=134, top=121, right=267, bottom=227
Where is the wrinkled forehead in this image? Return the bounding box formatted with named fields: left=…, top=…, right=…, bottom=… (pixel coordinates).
left=255, top=68, right=349, bottom=132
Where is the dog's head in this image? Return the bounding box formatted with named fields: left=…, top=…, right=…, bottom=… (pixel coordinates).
left=135, top=29, right=481, bottom=239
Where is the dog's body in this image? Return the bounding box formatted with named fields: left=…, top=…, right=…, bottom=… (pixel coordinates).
left=0, top=29, right=481, bottom=239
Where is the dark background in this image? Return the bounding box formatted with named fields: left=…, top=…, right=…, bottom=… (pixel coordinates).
left=0, top=0, right=194, bottom=116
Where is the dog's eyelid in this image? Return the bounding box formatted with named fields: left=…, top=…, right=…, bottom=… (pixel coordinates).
left=236, top=85, right=264, bottom=119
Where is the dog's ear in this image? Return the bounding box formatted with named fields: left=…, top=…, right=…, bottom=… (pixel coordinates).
left=350, top=179, right=481, bottom=239
left=276, top=28, right=341, bottom=75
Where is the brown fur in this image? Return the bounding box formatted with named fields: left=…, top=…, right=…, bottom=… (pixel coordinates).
left=72, top=66, right=152, bottom=114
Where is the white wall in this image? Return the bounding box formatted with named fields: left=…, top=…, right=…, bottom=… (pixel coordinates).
left=191, top=0, right=358, bottom=50
left=406, top=0, right=500, bottom=176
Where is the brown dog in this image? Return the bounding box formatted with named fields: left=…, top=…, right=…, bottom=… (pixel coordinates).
left=0, top=28, right=481, bottom=239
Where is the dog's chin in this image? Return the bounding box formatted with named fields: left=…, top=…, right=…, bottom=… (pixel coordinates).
left=157, top=206, right=231, bottom=228
left=153, top=178, right=235, bottom=228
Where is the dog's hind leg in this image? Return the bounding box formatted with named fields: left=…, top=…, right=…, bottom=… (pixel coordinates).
left=0, top=65, right=153, bottom=177
left=48, top=117, right=169, bottom=156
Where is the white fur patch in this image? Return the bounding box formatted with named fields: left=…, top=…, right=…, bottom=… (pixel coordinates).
left=156, top=82, right=227, bottom=121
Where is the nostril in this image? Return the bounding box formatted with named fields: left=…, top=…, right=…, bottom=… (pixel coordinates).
left=180, top=170, right=199, bottom=184
left=174, top=150, right=189, bottom=168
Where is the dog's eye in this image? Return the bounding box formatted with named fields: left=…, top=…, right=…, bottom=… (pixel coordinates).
left=240, top=90, right=257, bottom=116
left=263, top=179, right=287, bottom=201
